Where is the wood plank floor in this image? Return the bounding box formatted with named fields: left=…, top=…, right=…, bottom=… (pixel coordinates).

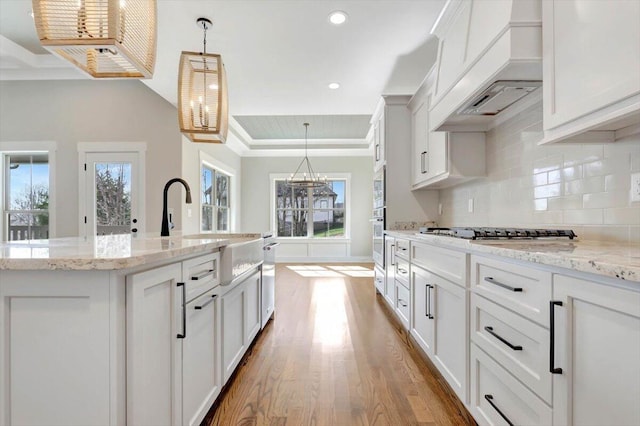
left=203, top=263, right=473, bottom=426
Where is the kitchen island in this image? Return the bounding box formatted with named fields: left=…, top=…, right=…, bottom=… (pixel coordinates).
left=382, top=230, right=640, bottom=426
left=0, top=232, right=265, bottom=426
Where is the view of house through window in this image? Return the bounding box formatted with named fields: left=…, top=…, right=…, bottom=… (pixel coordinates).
left=275, top=180, right=346, bottom=238
left=202, top=165, right=230, bottom=231
left=3, top=153, right=49, bottom=241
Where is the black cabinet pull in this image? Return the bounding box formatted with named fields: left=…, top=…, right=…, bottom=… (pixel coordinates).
left=425, top=284, right=429, bottom=317
left=484, top=276, right=523, bottom=292
left=375, top=143, right=380, bottom=161
left=421, top=151, right=428, bottom=174
left=550, top=300, right=563, bottom=374
left=194, top=294, right=217, bottom=310
left=484, top=326, right=522, bottom=351
left=191, top=269, right=215, bottom=280
left=427, top=285, right=434, bottom=319
left=177, top=282, right=186, bottom=339
left=484, top=395, right=514, bottom=426
left=398, top=298, right=408, bottom=308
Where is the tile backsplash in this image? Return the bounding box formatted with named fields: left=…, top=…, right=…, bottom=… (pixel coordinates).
left=438, top=104, right=640, bottom=244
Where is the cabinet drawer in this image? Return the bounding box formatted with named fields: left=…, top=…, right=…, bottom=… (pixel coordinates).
left=374, top=266, right=385, bottom=294
left=471, top=293, right=551, bottom=404
left=395, top=238, right=410, bottom=259
left=395, top=258, right=410, bottom=285
left=395, top=281, right=410, bottom=329
left=412, top=242, right=467, bottom=287
left=183, top=252, right=220, bottom=302
left=471, top=255, right=551, bottom=327
left=470, top=344, right=552, bottom=426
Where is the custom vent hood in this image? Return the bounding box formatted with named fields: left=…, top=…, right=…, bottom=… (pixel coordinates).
left=429, top=0, right=542, bottom=132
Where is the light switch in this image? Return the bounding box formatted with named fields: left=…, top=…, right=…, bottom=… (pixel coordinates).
left=631, top=173, right=640, bottom=203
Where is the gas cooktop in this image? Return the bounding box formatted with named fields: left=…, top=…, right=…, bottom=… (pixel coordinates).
left=418, top=227, right=577, bottom=240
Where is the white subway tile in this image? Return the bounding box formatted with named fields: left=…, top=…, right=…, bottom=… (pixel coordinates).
left=534, top=183, right=561, bottom=199
left=604, top=207, right=640, bottom=225
left=562, top=165, right=583, bottom=181
left=548, top=195, right=583, bottom=210
left=605, top=174, right=631, bottom=191
left=548, top=170, right=561, bottom=184
left=583, top=191, right=630, bottom=209
left=563, top=209, right=604, bottom=224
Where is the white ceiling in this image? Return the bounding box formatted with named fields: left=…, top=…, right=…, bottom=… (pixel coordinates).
left=0, top=0, right=444, bottom=154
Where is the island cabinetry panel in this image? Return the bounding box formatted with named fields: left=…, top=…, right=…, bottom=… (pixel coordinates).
left=542, top=0, right=640, bottom=143
left=552, top=274, right=640, bottom=426
left=384, top=236, right=396, bottom=307
left=221, top=269, right=261, bottom=384
left=0, top=271, right=113, bottom=426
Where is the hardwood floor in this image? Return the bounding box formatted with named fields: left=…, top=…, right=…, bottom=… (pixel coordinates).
left=203, top=263, right=473, bottom=426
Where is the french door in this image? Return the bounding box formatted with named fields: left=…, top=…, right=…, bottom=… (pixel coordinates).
left=81, top=152, right=143, bottom=238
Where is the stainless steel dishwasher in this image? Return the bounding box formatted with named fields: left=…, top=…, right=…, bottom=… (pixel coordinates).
left=261, top=233, right=278, bottom=328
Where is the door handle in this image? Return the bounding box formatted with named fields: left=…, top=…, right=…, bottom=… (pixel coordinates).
left=484, top=276, right=523, bottom=292
left=484, top=326, right=522, bottom=351
left=177, top=282, right=186, bottom=339
left=194, top=294, right=217, bottom=310
left=550, top=300, right=563, bottom=374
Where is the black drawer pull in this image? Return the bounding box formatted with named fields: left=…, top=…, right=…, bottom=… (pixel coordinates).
left=550, top=300, right=563, bottom=374
left=194, top=294, right=217, bottom=310
left=191, top=269, right=215, bottom=280
left=398, top=267, right=408, bottom=275
left=484, top=395, right=514, bottom=426
left=427, top=284, right=434, bottom=319
left=398, top=298, right=408, bottom=308
left=177, top=282, right=186, bottom=339
left=484, top=276, right=523, bottom=292
left=484, top=326, right=522, bottom=351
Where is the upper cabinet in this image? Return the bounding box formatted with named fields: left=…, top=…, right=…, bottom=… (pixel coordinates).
left=409, top=67, right=486, bottom=189
left=540, top=0, right=640, bottom=144
left=429, top=0, right=543, bottom=133
left=371, top=102, right=386, bottom=172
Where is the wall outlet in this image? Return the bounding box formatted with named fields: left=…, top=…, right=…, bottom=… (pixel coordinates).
left=631, top=173, right=640, bottom=203
left=468, top=198, right=474, bottom=213
left=187, top=208, right=192, bottom=218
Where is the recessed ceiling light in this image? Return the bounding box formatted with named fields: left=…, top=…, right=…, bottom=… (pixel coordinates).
left=328, top=11, right=348, bottom=25
left=328, top=83, right=340, bottom=90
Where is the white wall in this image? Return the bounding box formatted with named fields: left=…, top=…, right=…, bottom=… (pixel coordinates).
left=181, top=138, right=242, bottom=234
left=0, top=80, right=184, bottom=237
left=439, top=103, right=640, bottom=244
left=241, top=156, right=373, bottom=259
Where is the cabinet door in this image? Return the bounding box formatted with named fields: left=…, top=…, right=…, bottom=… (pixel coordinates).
left=553, top=275, right=640, bottom=426
left=244, top=271, right=261, bottom=345
left=127, top=263, right=183, bottom=426
left=221, top=281, right=246, bottom=384
left=0, top=271, right=111, bottom=426
left=432, top=276, right=468, bottom=403
left=427, top=130, right=447, bottom=180
left=411, top=266, right=435, bottom=355
left=373, top=112, right=385, bottom=172
left=543, top=0, right=640, bottom=132
left=384, top=238, right=396, bottom=306
left=182, top=289, right=221, bottom=426
left=411, top=93, right=429, bottom=186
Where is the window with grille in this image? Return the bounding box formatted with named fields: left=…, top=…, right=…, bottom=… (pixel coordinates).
left=201, top=165, right=230, bottom=232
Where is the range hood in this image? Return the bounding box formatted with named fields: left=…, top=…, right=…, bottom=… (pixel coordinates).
left=429, top=0, right=543, bottom=132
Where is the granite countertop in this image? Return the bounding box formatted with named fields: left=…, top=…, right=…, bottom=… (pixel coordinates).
left=385, top=230, right=640, bottom=282
left=0, top=232, right=263, bottom=271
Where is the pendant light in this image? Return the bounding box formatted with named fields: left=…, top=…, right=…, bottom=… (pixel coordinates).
left=286, top=123, right=327, bottom=188
left=32, top=0, right=157, bottom=78
left=178, top=17, right=229, bottom=143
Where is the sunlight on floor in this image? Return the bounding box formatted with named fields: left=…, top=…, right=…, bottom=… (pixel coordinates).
left=286, top=264, right=374, bottom=278
left=312, top=279, right=350, bottom=348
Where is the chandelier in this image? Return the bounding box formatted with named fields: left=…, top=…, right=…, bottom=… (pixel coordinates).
left=286, top=123, right=327, bottom=188
left=32, top=0, right=157, bottom=78
left=178, top=17, right=228, bottom=143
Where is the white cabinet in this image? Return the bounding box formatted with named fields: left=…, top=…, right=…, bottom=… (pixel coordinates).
left=541, top=0, right=640, bottom=144
left=221, top=270, right=261, bottom=384
left=127, top=263, right=183, bottom=426
left=411, top=264, right=468, bottom=403
left=374, top=265, right=385, bottom=294
left=410, top=84, right=431, bottom=186
left=384, top=236, right=396, bottom=307
left=182, top=288, right=222, bottom=426
left=552, top=275, right=640, bottom=426
left=0, top=271, right=113, bottom=426
left=372, top=110, right=385, bottom=172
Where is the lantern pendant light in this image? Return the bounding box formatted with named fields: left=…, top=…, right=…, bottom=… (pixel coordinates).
left=32, top=0, right=157, bottom=78
left=286, top=123, right=328, bottom=188
left=178, top=17, right=229, bottom=143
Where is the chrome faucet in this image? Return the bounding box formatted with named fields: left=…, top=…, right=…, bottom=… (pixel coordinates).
left=161, top=178, right=192, bottom=237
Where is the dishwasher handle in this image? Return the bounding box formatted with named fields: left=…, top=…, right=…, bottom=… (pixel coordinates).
left=264, top=242, right=280, bottom=251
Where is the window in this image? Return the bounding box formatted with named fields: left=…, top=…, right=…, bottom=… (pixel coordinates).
left=201, top=165, right=230, bottom=231
left=3, top=153, right=50, bottom=241
left=275, top=179, right=346, bottom=238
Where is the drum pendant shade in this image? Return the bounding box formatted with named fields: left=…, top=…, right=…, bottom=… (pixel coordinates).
left=32, top=0, right=157, bottom=78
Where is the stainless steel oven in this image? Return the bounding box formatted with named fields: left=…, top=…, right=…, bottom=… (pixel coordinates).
left=372, top=167, right=385, bottom=268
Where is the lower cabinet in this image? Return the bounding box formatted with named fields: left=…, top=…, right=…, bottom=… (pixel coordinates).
left=552, top=275, right=640, bottom=426
left=221, top=270, right=261, bottom=384
left=411, top=264, right=468, bottom=403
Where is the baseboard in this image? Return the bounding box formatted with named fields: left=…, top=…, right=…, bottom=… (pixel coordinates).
left=276, top=256, right=373, bottom=263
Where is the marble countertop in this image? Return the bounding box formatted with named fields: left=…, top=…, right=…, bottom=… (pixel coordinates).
left=0, top=232, right=263, bottom=271
left=385, top=230, right=640, bottom=282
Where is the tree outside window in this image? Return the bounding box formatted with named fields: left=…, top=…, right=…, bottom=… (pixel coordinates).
left=3, top=153, right=49, bottom=241
left=202, top=165, right=230, bottom=232
left=275, top=180, right=345, bottom=238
